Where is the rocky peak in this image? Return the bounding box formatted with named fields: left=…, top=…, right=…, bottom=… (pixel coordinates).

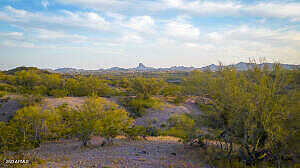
left=138, top=63, right=146, bottom=69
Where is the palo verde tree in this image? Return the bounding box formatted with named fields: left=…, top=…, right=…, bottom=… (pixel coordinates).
left=66, top=96, right=133, bottom=146
left=197, top=63, right=299, bottom=165
left=131, top=77, right=165, bottom=99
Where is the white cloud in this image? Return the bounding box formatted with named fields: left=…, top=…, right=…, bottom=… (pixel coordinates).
left=245, top=2, right=300, bottom=21
left=105, top=12, right=125, bottom=21
left=183, top=42, right=198, bottom=48
left=120, top=34, right=144, bottom=44
left=1, top=40, right=35, bottom=48
left=41, top=0, right=50, bottom=8
left=221, top=25, right=300, bottom=46
left=164, top=21, right=200, bottom=39
left=5, top=6, right=28, bottom=17
left=0, top=32, right=23, bottom=40
left=56, top=0, right=128, bottom=11
left=35, top=29, right=88, bottom=41
left=124, top=16, right=155, bottom=33
left=60, top=10, right=110, bottom=30
left=163, top=0, right=242, bottom=16
left=0, top=6, right=110, bottom=31
left=53, top=0, right=300, bottom=21
left=159, top=1, right=300, bottom=21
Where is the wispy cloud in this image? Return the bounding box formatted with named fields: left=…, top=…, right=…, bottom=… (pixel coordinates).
left=41, top=0, right=50, bottom=8
left=0, top=6, right=110, bottom=31
left=0, top=0, right=299, bottom=69
left=55, top=0, right=300, bottom=21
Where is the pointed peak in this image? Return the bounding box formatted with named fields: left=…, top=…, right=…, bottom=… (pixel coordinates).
left=138, top=63, right=146, bottom=68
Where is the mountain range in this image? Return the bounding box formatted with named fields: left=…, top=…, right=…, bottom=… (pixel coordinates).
left=49, top=62, right=299, bottom=74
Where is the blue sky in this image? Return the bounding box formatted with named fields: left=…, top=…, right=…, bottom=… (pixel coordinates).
left=0, top=0, right=299, bottom=70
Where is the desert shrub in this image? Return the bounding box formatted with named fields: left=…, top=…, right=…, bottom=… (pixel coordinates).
left=74, top=76, right=116, bottom=97
left=184, top=69, right=213, bottom=95
left=161, top=84, right=186, bottom=105
left=49, top=89, right=68, bottom=98
left=164, top=114, right=196, bottom=142
left=172, top=95, right=186, bottom=105
left=144, top=126, right=161, bottom=136
left=53, top=103, right=73, bottom=139
left=15, top=70, right=41, bottom=90
left=0, top=122, right=19, bottom=151
left=65, top=78, right=79, bottom=96
left=161, top=84, right=182, bottom=96
left=130, top=77, right=165, bottom=99
left=17, top=94, right=42, bottom=107
left=32, top=85, right=47, bottom=96
left=1, top=105, right=68, bottom=151
left=0, top=83, right=16, bottom=92
left=8, top=106, right=47, bottom=149
left=168, top=114, right=195, bottom=129
left=124, top=125, right=146, bottom=140
left=193, top=63, right=299, bottom=166
left=125, top=97, right=162, bottom=118
left=65, top=96, right=133, bottom=146
left=43, top=107, right=69, bottom=140
left=0, top=91, right=7, bottom=98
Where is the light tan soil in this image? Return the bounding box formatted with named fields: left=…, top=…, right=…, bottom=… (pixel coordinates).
left=32, top=136, right=206, bottom=168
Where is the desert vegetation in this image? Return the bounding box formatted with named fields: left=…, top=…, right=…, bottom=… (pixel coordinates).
left=0, top=63, right=299, bottom=167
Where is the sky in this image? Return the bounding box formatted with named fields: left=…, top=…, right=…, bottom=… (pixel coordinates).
left=0, top=0, right=299, bottom=70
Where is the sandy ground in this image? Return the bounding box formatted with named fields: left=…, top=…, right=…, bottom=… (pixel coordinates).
left=43, top=97, right=86, bottom=109
left=31, top=136, right=206, bottom=168
left=135, top=97, right=202, bottom=128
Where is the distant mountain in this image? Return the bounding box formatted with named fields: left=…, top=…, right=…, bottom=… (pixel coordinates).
left=128, top=63, right=156, bottom=71
left=160, top=66, right=195, bottom=71
left=106, top=67, right=127, bottom=71
left=200, top=62, right=300, bottom=71
left=31, top=62, right=299, bottom=74
left=54, top=68, right=85, bottom=73
left=200, top=64, right=219, bottom=71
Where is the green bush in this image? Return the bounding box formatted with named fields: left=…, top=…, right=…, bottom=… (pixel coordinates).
left=5, top=106, right=49, bottom=150
left=130, top=77, right=165, bottom=99
left=0, top=83, right=16, bottom=92
left=64, top=96, right=133, bottom=146
left=0, top=122, right=20, bottom=151
left=172, top=95, right=186, bottom=105
left=0, top=91, right=7, bottom=98
left=124, top=97, right=162, bottom=118
left=189, top=63, right=299, bottom=166
left=33, top=85, right=47, bottom=95
left=49, top=89, right=68, bottom=98
left=144, top=126, right=161, bottom=136
left=124, top=125, right=146, bottom=140
left=165, top=114, right=196, bottom=142
left=17, top=94, right=42, bottom=107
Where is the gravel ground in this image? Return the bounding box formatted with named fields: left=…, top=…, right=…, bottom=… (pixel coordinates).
left=135, top=98, right=202, bottom=128
left=31, top=136, right=206, bottom=168
left=43, top=97, right=86, bottom=109
left=0, top=98, right=22, bottom=122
